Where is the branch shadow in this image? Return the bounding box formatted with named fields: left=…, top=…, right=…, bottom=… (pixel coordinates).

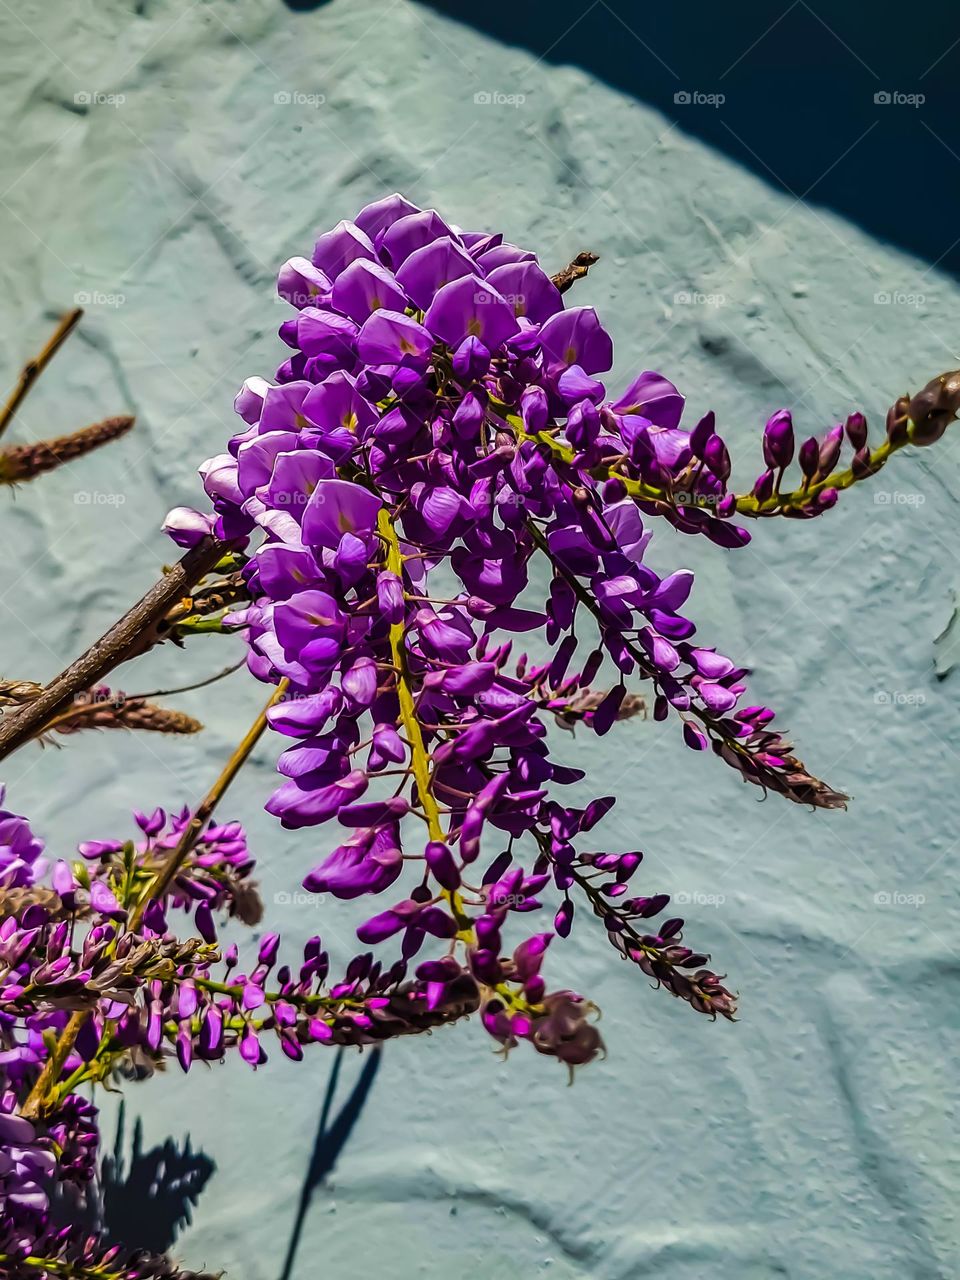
left=279, top=1047, right=382, bottom=1280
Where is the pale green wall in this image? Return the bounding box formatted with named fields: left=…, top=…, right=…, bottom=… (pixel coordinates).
left=1, top=3, right=958, bottom=1277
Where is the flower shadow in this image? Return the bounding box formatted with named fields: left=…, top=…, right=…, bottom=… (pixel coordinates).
left=100, top=1103, right=216, bottom=1255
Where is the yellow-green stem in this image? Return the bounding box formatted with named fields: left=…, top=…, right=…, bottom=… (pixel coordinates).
left=377, top=507, right=474, bottom=935
left=128, top=679, right=289, bottom=929
left=508, top=413, right=904, bottom=516
left=377, top=508, right=444, bottom=843
left=20, top=1010, right=85, bottom=1119
left=0, top=1256, right=122, bottom=1280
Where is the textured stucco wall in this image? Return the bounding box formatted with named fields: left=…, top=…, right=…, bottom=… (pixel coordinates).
left=1, top=2, right=959, bottom=1277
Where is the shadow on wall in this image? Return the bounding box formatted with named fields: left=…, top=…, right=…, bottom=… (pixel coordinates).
left=101, top=1105, right=216, bottom=1255
left=279, top=1047, right=382, bottom=1280
left=64, top=1051, right=379, bottom=1272
left=412, top=0, right=960, bottom=276
left=282, top=0, right=334, bottom=10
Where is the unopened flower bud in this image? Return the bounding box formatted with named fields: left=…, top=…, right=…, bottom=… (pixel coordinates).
left=798, top=436, right=819, bottom=478
left=762, top=410, right=794, bottom=469
left=752, top=469, right=775, bottom=503
left=845, top=411, right=867, bottom=450
left=689, top=411, right=716, bottom=459
left=703, top=433, right=731, bottom=482
left=716, top=493, right=737, bottom=518
left=816, top=487, right=839, bottom=511
left=602, top=475, right=627, bottom=503
left=817, top=424, right=844, bottom=476
left=851, top=446, right=873, bottom=478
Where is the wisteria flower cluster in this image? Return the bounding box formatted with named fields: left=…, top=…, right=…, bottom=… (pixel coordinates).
left=167, top=192, right=959, bottom=1060
left=1, top=195, right=957, bottom=1279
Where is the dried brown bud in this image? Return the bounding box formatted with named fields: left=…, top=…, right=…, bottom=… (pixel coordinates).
left=51, top=686, right=202, bottom=736
left=552, top=687, right=647, bottom=731
left=885, top=394, right=910, bottom=446
left=0, top=885, right=73, bottom=919
left=0, top=679, right=43, bottom=707
left=0, top=414, right=134, bottom=483
left=551, top=251, right=599, bottom=295
left=907, top=369, right=960, bottom=446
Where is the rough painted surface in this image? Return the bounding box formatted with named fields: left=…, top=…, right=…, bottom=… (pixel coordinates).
left=1, top=2, right=959, bottom=1277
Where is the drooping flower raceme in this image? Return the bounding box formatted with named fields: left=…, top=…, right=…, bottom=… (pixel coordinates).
left=164, top=192, right=946, bottom=1067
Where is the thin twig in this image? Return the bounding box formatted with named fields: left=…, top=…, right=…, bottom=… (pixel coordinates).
left=127, top=678, right=288, bottom=929
left=125, top=656, right=247, bottom=702
left=0, top=308, right=83, bottom=442
left=0, top=537, right=232, bottom=761
left=6, top=667, right=241, bottom=737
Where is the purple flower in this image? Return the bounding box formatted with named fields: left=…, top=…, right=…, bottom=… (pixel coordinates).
left=300, top=479, right=382, bottom=549
left=158, top=194, right=890, bottom=1085
left=611, top=371, right=684, bottom=429
left=304, top=824, right=403, bottom=897
left=538, top=306, right=613, bottom=375
left=396, top=237, right=477, bottom=310
left=424, top=275, right=520, bottom=350
left=357, top=309, right=435, bottom=367
left=161, top=506, right=215, bottom=548
left=0, top=790, right=46, bottom=889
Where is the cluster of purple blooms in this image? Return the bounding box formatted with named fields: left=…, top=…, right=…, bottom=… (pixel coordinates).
left=5, top=196, right=958, bottom=1278
left=168, top=198, right=791, bottom=1050
left=0, top=802, right=419, bottom=1276
left=163, top=193, right=874, bottom=1065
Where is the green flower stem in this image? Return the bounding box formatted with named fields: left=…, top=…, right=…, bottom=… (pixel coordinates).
left=507, top=412, right=905, bottom=517
left=0, top=1256, right=123, bottom=1280
left=377, top=507, right=474, bottom=937
left=378, top=507, right=445, bottom=843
